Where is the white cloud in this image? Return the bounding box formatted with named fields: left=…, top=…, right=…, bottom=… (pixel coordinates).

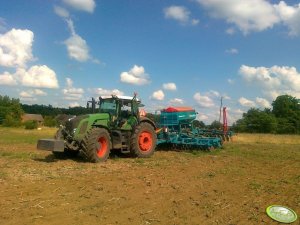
left=169, top=98, right=184, bottom=105
left=238, top=97, right=256, bottom=107
left=256, top=97, right=271, bottom=108
left=91, top=88, right=124, bottom=96
left=196, top=0, right=279, bottom=34
left=193, top=92, right=214, bottom=108
left=151, top=90, right=165, bottom=101
left=197, top=114, right=209, bottom=121
left=69, top=102, right=80, bottom=107
left=54, top=6, right=69, bottom=18
left=0, top=28, right=34, bottom=68
left=54, top=6, right=99, bottom=63
left=207, top=90, right=220, bottom=98
left=0, top=72, right=17, bottom=85
left=196, top=0, right=300, bottom=36
left=239, top=65, right=300, bottom=99
left=63, top=77, right=84, bottom=101
left=225, top=48, right=238, bottom=54
left=18, top=65, right=59, bottom=88
left=120, top=65, right=150, bottom=85
left=163, top=82, right=177, bottom=91
left=274, top=1, right=300, bottom=36
left=164, top=5, right=199, bottom=26
left=64, top=34, right=90, bottom=62
left=19, top=89, right=47, bottom=100
left=0, top=65, right=59, bottom=88
left=63, top=0, right=96, bottom=13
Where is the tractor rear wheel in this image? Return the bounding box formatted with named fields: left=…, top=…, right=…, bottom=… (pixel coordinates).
left=130, top=122, right=156, bottom=158
left=82, top=128, right=111, bottom=163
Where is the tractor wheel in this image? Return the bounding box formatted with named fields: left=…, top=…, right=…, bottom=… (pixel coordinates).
left=130, top=122, right=156, bottom=158
left=82, top=128, right=111, bottom=163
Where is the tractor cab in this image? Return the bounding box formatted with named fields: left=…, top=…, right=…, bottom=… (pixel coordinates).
left=98, top=95, right=142, bottom=130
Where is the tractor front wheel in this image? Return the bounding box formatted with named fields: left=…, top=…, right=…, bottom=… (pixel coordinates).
left=82, top=128, right=111, bottom=163
left=130, top=122, right=156, bottom=158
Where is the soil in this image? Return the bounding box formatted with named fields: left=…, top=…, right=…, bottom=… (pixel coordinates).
left=0, top=132, right=299, bottom=225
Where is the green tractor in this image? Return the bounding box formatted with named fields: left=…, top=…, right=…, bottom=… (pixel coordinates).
left=37, top=95, right=157, bottom=162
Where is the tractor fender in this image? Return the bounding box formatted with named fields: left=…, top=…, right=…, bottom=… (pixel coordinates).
left=139, top=117, right=156, bottom=130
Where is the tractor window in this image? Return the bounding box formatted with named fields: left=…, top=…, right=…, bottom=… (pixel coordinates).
left=99, top=100, right=117, bottom=115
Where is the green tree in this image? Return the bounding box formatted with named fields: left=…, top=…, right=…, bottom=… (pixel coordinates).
left=272, top=95, right=300, bottom=133
left=235, top=108, right=277, bottom=133
left=193, top=120, right=206, bottom=128
left=0, top=95, right=23, bottom=126
left=209, top=120, right=222, bottom=129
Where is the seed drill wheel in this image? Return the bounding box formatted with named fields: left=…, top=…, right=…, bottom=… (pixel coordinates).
left=82, top=127, right=111, bottom=163
left=130, top=122, right=156, bottom=158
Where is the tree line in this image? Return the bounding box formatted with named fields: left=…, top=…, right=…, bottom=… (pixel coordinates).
left=232, top=95, right=300, bottom=134
left=1, top=94, right=299, bottom=134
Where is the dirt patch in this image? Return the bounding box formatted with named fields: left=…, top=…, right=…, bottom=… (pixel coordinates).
left=0, top=128, right=299, bottom=225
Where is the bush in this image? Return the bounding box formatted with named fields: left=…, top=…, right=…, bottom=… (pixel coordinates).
left=24, top=120, right=38, bottom=130
left=3, top=114, right=22, bottom=127
left=44, top=116, right=57, bottom=127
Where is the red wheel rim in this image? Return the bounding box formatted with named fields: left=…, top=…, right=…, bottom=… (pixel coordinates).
left=97, top=137, right=108, bottom=157
left=139, top=131, right=153, bottom=152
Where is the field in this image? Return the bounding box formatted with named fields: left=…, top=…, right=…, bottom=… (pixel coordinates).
left=0, top=127, right=299, bottom=225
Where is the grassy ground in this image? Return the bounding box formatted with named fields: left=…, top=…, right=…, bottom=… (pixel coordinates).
left=0, top=127, right=299, bottom=225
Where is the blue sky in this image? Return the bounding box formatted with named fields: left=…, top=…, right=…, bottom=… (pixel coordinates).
left=1, top=0, right=300, bottom=124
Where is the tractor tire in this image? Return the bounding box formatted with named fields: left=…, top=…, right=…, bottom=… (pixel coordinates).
left=82, top=127, right=111, bottom=163
left=130, top=122, right=156, bottom=158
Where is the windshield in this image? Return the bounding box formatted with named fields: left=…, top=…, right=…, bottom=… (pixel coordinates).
left=99, top=99, right=117, bottom=115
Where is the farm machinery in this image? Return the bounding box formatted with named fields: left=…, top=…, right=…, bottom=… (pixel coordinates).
left=156, top=107, right=223, bottom=150
left=37, top=94, right=157, bottom=162
left=37, top=94, right=225, bottom=163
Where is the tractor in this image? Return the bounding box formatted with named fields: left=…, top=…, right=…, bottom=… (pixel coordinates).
left=37, top=94, right=157, bottom=162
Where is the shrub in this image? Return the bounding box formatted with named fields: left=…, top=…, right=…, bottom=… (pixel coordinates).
left=24, top=120, right=38, bottom=130
left=44, top=116, right=57, bottom=127
left=3, top=114, right=22, bottom=127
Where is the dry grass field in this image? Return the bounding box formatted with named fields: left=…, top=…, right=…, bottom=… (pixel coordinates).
left=0, top=127, right=299, bottom=225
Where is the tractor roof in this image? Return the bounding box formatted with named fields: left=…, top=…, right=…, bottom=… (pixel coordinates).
left=100, top=95, right=142, bottom=104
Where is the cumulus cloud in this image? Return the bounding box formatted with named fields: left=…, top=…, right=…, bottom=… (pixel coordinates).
left=197, top=114, right=209, bottom=121
left=63, top=77, right=84, bottom=101
left=196, top=0, right=300, bottom=36
left=274, top=1, right=300, bottom=36
left=18, top=65, right=59, bottom=88
left=163, top=82, right=177, bottom=91
left=256, top=97, right=271, bottom=108
left=193, top=92, right=214, bottom=108
left=91, top=88, right=124, bottom=96
left=63, top=0, right=96, bottom=13
left=0, top=72, right=17, bottom=85
left=238, top=97, right=256, bottom=107
left=120, top=65, right=150, bottom=85
left=19, top=89, right=47, bottom=102
left=169, top=98, right=184, bottom=105
left=227, top=78, right=235, bottom=84
left=0, top=28, right=34, bottom=68
left=239, top=65, right=300, bottom=99
left=69, top=102, right=80, bottom=107
left=164, top=5, right=199, bottom=25
left=0, top=65, right=59, bottom=88
left=64, top=34, right=90, bottom=62
left=54, top=6, right=98, bottom=63
left=151, top=90, right=165, bottom=101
